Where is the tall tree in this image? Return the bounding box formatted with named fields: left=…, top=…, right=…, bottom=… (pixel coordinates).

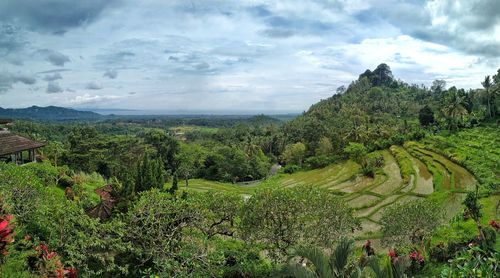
left=481, top=75, right=493, bottom=118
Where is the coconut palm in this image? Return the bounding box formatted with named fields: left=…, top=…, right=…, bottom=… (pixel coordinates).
left=441, top=88, right=468, bottom=130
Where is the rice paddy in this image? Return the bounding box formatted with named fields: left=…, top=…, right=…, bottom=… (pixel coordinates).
left=177, top=129, right=494, bottom=240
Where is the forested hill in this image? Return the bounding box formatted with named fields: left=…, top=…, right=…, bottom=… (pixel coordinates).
left=283, top=63, right=498, bottom=156
left=0, top=106, right=102, bottom=121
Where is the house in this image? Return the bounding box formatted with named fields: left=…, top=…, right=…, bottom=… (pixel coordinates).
left=0, top=119, right=46, bottom=164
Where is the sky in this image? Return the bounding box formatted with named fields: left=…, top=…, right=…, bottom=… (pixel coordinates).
left=0, top=0, right=499, bottom=113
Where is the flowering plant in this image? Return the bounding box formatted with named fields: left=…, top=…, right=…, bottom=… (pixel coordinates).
left=0, top=214, right=14, bottom=256
left=32, top=243, right=77, bottom=278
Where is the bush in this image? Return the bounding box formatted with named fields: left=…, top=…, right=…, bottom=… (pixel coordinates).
left=283, top=164, right=300, bottom=174
left=58, top=175, right=74, bottom=188
left=23, top=162, right=59, bottom=186
left=304, top=155, right=333, bottom=169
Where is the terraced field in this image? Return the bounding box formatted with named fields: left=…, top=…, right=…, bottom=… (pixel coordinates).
left=177, top=143, right=479, bottom=241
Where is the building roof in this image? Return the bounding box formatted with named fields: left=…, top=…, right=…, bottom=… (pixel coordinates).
left=0, top=132, right=46, bottom=156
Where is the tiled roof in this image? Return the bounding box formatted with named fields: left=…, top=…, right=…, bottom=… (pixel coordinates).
left=0, top=132, right=46, bottom=156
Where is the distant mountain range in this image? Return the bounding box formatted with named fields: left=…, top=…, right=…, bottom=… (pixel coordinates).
left=0, top=106, right=298, bottom=122
left=0, top=106, right=102, bottom=121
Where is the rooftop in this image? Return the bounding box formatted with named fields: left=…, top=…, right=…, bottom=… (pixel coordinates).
left=0, top=131, right=46, bottom=156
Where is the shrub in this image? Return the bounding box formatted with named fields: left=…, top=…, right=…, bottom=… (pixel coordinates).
left=304, top=155, right=333, bottom=169
left=283, top=164, right=300, bottom=174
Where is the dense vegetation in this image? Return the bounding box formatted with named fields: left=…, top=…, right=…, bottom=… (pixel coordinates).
left=0, top=64, right=499, bottom=277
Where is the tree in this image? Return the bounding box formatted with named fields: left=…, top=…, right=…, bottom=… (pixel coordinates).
left=482, top=73, right=500, bottom=119
left=141, top=129, right=179, bottom=172
left=315, top=137, right=333, bottom=156
left=176, top=144, right=205, bottom=187
left=418, top=105, right=434, bottom=126
left=135, top=155, right=164, bottom=192
left=41, top=141, right=65, bottom=167
left=481, top=75, right=493, bottom=118
left=431, top=79, right=446, bottom=95
left=189, top=191, right=244, bottom=239
left=241, top=186, right=359, bottom=261
left=463, top=190, right=485, bottom=240
left=380, top=199, right=442, bottom=248
left=283, top=142, right=306, bottom=167
left=168, top=173, right=178, bottom=194
left=440, top=87, right=468, bottom=130
left=343, top=142, right=367, bottom=165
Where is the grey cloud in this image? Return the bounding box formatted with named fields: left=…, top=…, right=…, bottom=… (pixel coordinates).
left=0, top=71, right=37, bottom=92
left=37, top=69, right=72, bottom=74
left=95, top=51, right=135, bottom=67
left=43, top=73, right=62, bottom=81
left=194, top=62, right=210, bottom=70
left=369, top=0, right=500, bottom=57
left=103, top=69, right=118, bottom=79
left=0, top=0, right=117, bottom=33
left=0, top=24, right=28, bottom=55
left=86, top=82, right=103, bottom=90
left=36, top=49, right=71, bottom=66
left=46, top=81, right=63, bottom=93
left=261, top=28, right=295, bottom=38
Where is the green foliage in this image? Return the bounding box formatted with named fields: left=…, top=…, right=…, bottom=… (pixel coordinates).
left=343, top=142, right=367, bottom=165
left=440, top=245, right=499, bottom=277
left=241, top=186, right=359, bottom=261
left=282, top=238, right=366, bottom=278
left=419, top=105, right=435, bottom=126
left=381, top=199, right=442, bottom=247
left=203, top=145, right=269, bottom=183
left=135, top=154, right=165, bottom=192
left=283, top=142, right=307, bottom=167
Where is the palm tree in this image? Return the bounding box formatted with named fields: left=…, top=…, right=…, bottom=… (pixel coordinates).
left=441, top=89, right=468, bottom=130
left=481, top=75, right=493, bottom=118
left=282, top=238, right=396, bottom=278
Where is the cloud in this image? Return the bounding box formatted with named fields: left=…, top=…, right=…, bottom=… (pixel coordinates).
left=0, top=0, right=117, bottom=33
left=0, top=71, right=37, bottom=92
left=43, top=73, right=62, bottom=81
left=0, top=24, right=28, bottom=55
left=67, top=93, right=121, bottom=105
left=37, top=69, right=72, bottom=74
left=37, top=49, right=70, bottom=66
left=85, top=82, right=103, bottom=90
left=366, top=0, right=500, bottom=57
left=103, top=69, right=118, bottom=79
left=46, top=81, right=63, bottom=93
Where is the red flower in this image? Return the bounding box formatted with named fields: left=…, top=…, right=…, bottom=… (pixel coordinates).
left=0, top=214, right=14, bottom=256
left=409, top=250, right=425, bottom=263
left=65, top=268, right=78, bottom=278
left=387, top=249, right=396, bottom=258
left=489, top=220, right=500, bottom=230
left=363, top=240, right=371, bottom=249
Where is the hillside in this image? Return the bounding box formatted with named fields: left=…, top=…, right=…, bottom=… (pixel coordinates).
left=0, top=106, right=102, bottom=121
left=282, top=64, right=493, bottom=158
